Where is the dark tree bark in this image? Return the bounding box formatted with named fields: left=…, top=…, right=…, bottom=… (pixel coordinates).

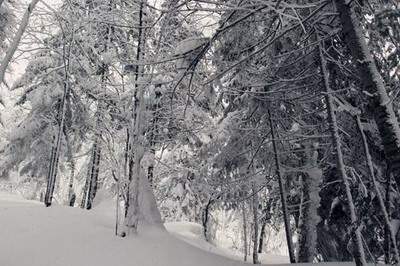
left=268, top=109, right=296, bottom=263
left=258, top=220, right=267, bottom=254
left=251, top=182, right=260, bottom=264
left=335, top=0, right=400, bottom=191
left=319, top=42, right=367, bottom=266
left=81, top=137, right=101, bottom=210
left=202, top=198, right=213, bottom=242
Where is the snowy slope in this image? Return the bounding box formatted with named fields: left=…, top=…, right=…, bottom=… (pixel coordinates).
left=0, top=193, right=356, bottom=266
left=0, top=193, right=250, bottom=266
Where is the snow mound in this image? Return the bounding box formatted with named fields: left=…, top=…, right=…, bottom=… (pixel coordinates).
left=0, top=195, right=244, bottom=266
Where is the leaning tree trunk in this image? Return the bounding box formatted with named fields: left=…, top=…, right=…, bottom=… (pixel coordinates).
left=297, top=141, right=322, bottom=263
left=319, top=42, right=367, bottom=266
left=268, top=109, right=296, bottom=263
left=335, top=0, right=400, bottom=191
left=0, top=0, right=40, bottom=84
left=354, top=115, right=400, bottom=264
left=202, top=198, right=213, bottom=242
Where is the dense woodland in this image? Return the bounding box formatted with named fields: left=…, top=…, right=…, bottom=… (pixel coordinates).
left=0, top=0, right=399, bottom=265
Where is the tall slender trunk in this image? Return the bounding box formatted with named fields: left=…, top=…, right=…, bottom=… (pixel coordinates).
left=355, top=115, right=400, bottom=264
left=252, top=182, right=260, bottom=264
left=44, top=48, right=71, bottom=206
left=202, top=198, right=213, bottom=242
left=385, top=167, right=392, bottom=264
left=319, top=42, right=367, bottom=266
left=242, top=202, right=248, bottom=262
left=334, top=0, right=400, bottom=191
left=81, top=63, right=106, bottom=210
left=268, top=109, right=296, bottom=263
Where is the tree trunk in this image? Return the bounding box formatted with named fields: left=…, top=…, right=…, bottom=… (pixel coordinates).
left=124, top=0, right=163, bottom=234
left=242, top=202, right=248, bottom=262
left=202, top=198, right=213, bottom=242
left=297, top=142, right=322, bottom=262
left=81, top=137, right=101, bottom=210
left=44, top=56, right=70, bottom=206
left=252, top=182, right=260, bottom=264
left=319, top=42, right=367, bottom=266
left=0, top=0, right=40, bottom=84
left=355, top=115, right=400, bottom=264
left=268, top=109, right=296, bottom=263
left=334, top=0, right=400, bottom=191
left=385, top=167, right=392, bottom=264
left=124, top=0, right=145, bottom=218
left=258, top=220, right=267, bottom=254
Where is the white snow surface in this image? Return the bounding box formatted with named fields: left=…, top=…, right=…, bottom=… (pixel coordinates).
left=0, top=192, right=357, bottom=266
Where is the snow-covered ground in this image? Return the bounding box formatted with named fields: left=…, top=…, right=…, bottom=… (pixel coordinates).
left=0, top=192, right=351, bottom=266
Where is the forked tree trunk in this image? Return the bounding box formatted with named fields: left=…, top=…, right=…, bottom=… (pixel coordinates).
left=319, top=42, right=367, bottom=266
left=335, top=0, right=400, bottom=191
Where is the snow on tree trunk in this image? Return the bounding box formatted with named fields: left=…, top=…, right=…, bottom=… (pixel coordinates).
left=334, top=0, right=400, bottom=191
left=297, top=142, right=322, bottom=263
left=124, top=0, right=163, bottom=234
left=0, top=0, right=40, bottom=85
left=355, top=115, right=400, bottom=264
left=125, top=144, right=163, bottom=233
left=319, top=42, right=367, bottom=266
